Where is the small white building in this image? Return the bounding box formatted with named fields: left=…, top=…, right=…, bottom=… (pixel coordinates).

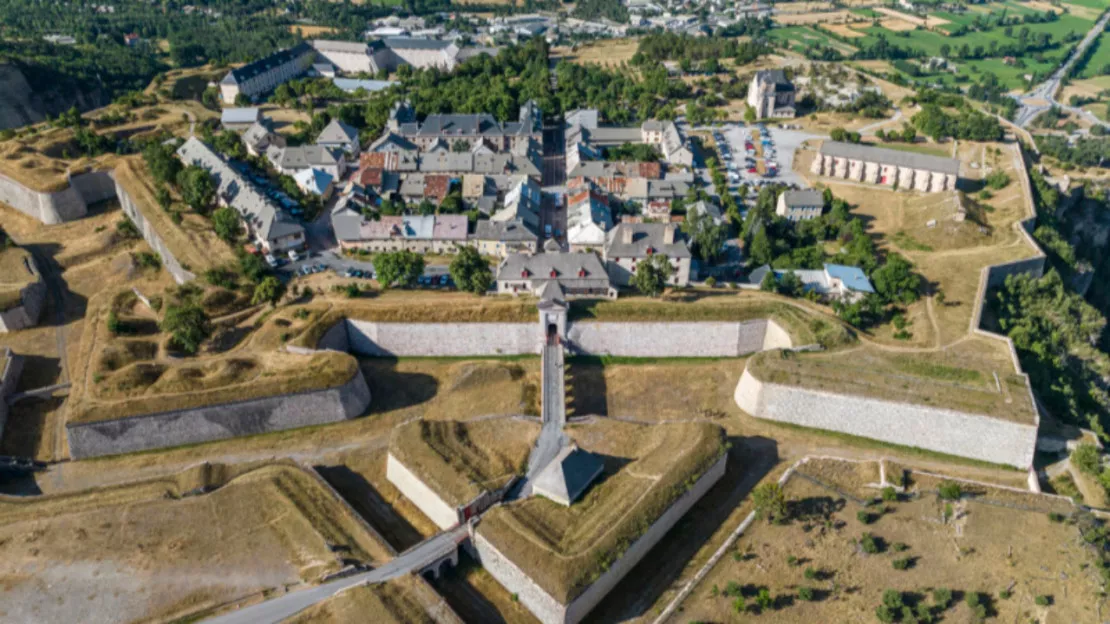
left=775, top=189, right=823, bottom=221
left=603, top=222, right=692, bottom=288
left=316, top=118, right=361, bottom=159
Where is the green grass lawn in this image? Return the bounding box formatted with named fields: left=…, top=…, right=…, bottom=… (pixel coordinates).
left=1062, top=0, right=1110, bottom=10
left=851, top=7, right=881, bottom=18
left=767, top=25, right=857, bottom=55
left=1079, top=31, right=1110, bottom=77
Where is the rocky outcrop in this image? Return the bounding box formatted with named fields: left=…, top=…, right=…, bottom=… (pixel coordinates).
left=0, top=63, right=105, bottom=131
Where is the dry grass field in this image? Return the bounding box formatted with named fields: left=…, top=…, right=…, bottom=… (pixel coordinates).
left=775, top=10, right=856, bottom=24
left=553, top=39, right=640, bottom=68
left=824, top=22, right=869, bottom=37
left=477, top=420, right=726, bottom=604
left=0, top=461, right=392, bottom=624
left=361, top=358, right=542, bottom=421
left=677, top=457, right=1100, bottom=624
left=748, top=340, right=1037, bottom=422
left=389, top=417, right=540, bottom=506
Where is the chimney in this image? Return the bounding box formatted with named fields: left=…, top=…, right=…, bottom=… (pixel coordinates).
left=622, top=226, right=633, bottom=245
left=663, top=224, right=676, bottom=245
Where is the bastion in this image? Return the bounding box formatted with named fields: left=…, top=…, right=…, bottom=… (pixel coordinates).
left=0, top=347, right=22, bottom=438
left=473, top=420, right=728, bottom=624
left=735, top=347, right=1039, bottom=468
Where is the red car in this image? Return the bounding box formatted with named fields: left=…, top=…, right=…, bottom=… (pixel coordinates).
left=748, top=167, right=757, bottom=173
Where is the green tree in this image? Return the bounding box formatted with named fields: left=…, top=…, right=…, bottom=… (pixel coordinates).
left=374, top=250, right=425, bottom=288
left=176, top=165, right=215, bottom=213
left=683, top=208, right=727, bottom=264
left=251, top=276, right=283, bottom=305
left=1072, top=443, right=1102, bottom=475
left=752, top=482, right=789, bottom=524
left=872, top=254, right=921, bottom=305
left=632, top=253, right=674, bottom=297
left=748, top=227, right=774, bottom=266
left=142, top=141, right=181, bottom=185
left=744, top=105, right=757, bottom=124
left=160, top=303, right=209, bottom=355
left=449, top=246, right=493, bottom=295
left=211, top=207, right=241, bottom=241
left=238, top=252, right=267, bottom=283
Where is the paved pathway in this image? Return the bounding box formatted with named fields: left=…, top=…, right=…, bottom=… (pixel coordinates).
left=203, top=524, right=469, bottom=624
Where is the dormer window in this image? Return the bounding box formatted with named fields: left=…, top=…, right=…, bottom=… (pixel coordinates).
left=578, top=268, right=587, bottom=277
left=521, top=269, right=530, bottom=278
left=646, top=246, right=655, bottom=255
left=549, top=269, right=558, bottom=278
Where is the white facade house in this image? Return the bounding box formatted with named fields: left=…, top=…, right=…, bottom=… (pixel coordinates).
left=267, top=144, right=346, bottom=179
left=316, top=118, right=361, bottom=159
left=811, top=141, right=959, bottom=192
left=776, top=189, right=823, bottom=221
left=219, top=43, right=315, bottom=104
left=566, top=190, right=612, bottom=252
left=602, top=223, right=692, bottom=287
left=495, top=250, right=616, bottom=299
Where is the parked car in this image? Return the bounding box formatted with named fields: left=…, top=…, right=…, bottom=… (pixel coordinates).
left=288, top=249, right=301, bottom=262
left=265, top=254, right=279, bottom=268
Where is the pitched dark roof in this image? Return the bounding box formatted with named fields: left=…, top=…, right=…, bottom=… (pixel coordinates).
left=227, top=42, right=313, bottom=84
left=819, top=141, right=960, bottom=175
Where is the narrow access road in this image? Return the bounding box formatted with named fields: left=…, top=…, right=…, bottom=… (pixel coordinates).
left=202, top=524, right=469, bottom=624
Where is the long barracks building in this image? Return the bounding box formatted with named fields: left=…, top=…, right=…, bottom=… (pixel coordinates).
left=811, top=141, right=960, bottom=192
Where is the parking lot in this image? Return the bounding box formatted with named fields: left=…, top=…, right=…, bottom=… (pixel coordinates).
left=713, top=124, right=821, bottom=190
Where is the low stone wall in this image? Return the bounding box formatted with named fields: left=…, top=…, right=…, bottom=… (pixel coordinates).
left=0, top=171, right=90, bottom=225
left=474, top=454, right=728, bottom=624
left=734, top=368, right=1037, bottom=468
left=114, top=174, right=195, bottom=284
left=386, top=452, right=461, bottom=530
left=565, top=319, right=792, bottom=357
left=65, top=367, right=371, bottom=459
left=347, top=320, right=538, bottom=356
left=0, top=281, right=46, bottom=333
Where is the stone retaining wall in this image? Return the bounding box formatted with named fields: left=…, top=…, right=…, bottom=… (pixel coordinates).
left=386, top=452, right=461, bottom=530
left=0, top=281, right=46, bottom=333
left=566, top=320, right=792, bottom=357
left=0, top=348, right=23, bottom=440
left=347, top=320, right=539, bottom=356
left=734, top=368, right=1037, bottom=468
left=114, top=174, right=195, bottom=284
left=65, top=367, right=371, bottom=459
left=0, top=171, right=87, bottom=224
left=474, top=453, right=728, bottom=624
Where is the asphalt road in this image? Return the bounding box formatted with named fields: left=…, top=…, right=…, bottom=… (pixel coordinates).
left=1013, top=9, right=1110, bottom=128
left=202, top=525, right=468, bottom=624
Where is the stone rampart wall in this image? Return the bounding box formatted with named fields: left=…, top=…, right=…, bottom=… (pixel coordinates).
left=472, top=531, right=569, bottom=624
left=734, top=368, right=1037, bottom=468
left=386, top=452, right=460, bottom=530
left=65, top=367, right=371, bottom=459
left=346, top=320, right=538, bottom=356
left=114, top=175, right=195, bottom=284
left=565, top=320, right=792, bottom=357
left=69, top=170, right=117, bottom=206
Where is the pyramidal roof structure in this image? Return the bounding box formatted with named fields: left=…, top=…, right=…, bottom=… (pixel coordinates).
left=532, top=445, right=604, bottom=506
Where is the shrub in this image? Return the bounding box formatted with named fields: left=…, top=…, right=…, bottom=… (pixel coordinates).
left=933, top=587, right=952, bottom=609
left=882, top=589, right=904, bottom=610
left=893, top=542, right=909, bottom=552
left=999, top=589, right=1011, bottom=599
left=1072, top=443, right=1102, bottom=475
left=724, top=581, right=741, bottom=597
left=882, top=486, right=898, bottom=502
left=798, top=586, right=815, bottom=601
left=705, top=276, right=717, bottom=287
left=875, top=605, right=896, bottom=623
left=107, top=311, right=124, bottom=335
left=132, top=251, right=162, bottom=271
left=732, top=596, right=746, bottom=613
left=892, top=557, right=911, bottom=570
left=858, top=510, right=876, bottom=524
left=965, top=591, right=981, bottom=608
left=752, top=482, right=789, bottom=524
left=1048, top=512, right=1066, bottom=523
left=804, top=566, right=817, bottom=580
left=860, top=532, right=882, bottom=554
left=938, top=481, right=962, bottom=500
left=755, top=588, right=773, bottom=611
left=1035, top=594, right=1052, bottom=606
left=116, top=218, right=140, bottom=239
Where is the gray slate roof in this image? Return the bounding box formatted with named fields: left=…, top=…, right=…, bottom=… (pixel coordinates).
left=316, top=119, right=359, bottom=145
left=176, top=137, right=303, bottom=244
left=604, top=223, right=691, bottom=259
left=781, top=189, right=823, bottom=207
left=497, top=251, right=611, bottom=291
left=271, top=145, right=341, bottom=170
left=819, top=141, right=960, bottom=175
left=475, top=218, right=538, bottom=242
left=223, top=42, right=313, bottom=85
left=221, top=108, right=261, bottom=125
